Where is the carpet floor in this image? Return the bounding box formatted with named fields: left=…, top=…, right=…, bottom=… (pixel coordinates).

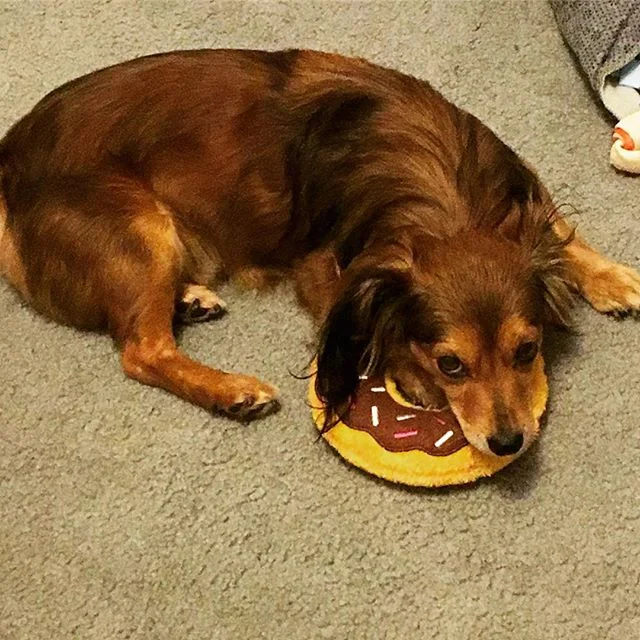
left=1, top=2, right=639, bottom=639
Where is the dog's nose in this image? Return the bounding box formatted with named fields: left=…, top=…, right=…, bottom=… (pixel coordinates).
left=487, top=429, right=524, bottom=456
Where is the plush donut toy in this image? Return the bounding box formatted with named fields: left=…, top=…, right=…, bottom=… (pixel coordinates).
left=309, top=368, right=548, bottom=487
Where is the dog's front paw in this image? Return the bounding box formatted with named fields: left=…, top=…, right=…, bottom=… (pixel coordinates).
left=582, top=262, right=640, bottom=316
left=391, top=370, right=446, bottom=409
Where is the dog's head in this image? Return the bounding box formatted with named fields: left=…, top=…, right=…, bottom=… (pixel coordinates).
left=315, top=214, right=573, bottom=457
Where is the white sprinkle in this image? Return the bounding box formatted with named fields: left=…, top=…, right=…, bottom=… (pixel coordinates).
left=371, top=386, right=386, bottom=393
left=396, top=414, right=416, bottom=422
left=371, top=405, right=379, bottom=427
left=359, top=374, right=369, bottom=380
left=434, top=430, right=454, bottom=448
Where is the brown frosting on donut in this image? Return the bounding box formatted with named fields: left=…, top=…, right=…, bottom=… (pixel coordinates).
left=344, top=377, right=468, bottom=456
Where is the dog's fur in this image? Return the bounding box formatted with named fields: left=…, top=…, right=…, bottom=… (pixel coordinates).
left=1, top=49, right=639, bottom=455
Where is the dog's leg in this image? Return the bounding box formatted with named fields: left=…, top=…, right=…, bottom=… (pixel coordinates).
left=7, top=173, right=279, bottom=418
left=109, top=225, right=278, bottom=418
left=555, top=218, right=640, bottom=315
left=294, top=247, right=342, bottom=324
left=120, top=305, right=279, bottom=419
left=176, top=284, right=227, bottom=323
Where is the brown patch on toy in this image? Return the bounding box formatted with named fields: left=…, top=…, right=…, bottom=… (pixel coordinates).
left=345, top=377, right=467, bottom=456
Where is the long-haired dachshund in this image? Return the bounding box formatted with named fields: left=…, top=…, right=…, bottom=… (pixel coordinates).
left=1, top=49, right=639, bottom=457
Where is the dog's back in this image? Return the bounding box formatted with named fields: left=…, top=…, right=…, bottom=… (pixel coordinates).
left=0, top=50, right=440, bottom=312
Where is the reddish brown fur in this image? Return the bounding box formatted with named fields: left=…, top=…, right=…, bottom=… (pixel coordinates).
left=1, top=49, right=639, bottom=440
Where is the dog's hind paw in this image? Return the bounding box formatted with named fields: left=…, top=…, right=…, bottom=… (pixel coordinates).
left=216, top=375, right=280, bottom=421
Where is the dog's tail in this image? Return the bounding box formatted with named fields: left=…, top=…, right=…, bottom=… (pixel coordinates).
left=0, top=145, right=10, bottom=244
left=0, top=145, right=26, bottom=298
left=0, top=139, right=15, bottom=204
left=0, top=141, right=8, bottom=194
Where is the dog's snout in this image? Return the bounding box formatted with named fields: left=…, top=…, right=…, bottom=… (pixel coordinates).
left=487, top=428, right=524, bottom=456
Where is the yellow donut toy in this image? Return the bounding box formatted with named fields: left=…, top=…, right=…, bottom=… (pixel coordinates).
left=309, top=367, right=548, bottom=487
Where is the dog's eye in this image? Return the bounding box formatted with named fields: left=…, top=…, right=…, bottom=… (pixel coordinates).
left=514, top=341, right=538, bottom=365
left=437, top=355, right=466, bottom=379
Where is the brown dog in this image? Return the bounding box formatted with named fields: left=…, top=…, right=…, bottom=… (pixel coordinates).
left=1, top=49, right=639, bottom=456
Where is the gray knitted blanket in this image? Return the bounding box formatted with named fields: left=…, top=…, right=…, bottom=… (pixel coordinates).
left=551, top=0, right=640, bottom=118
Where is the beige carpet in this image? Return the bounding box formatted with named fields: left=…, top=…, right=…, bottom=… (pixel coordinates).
left=1, top=2, right=639, bottom=639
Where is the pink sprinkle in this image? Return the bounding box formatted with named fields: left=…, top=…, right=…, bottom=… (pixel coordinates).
left=393, top=429, right=419, bottom=439
left=434, top=416, right=447, bottom=426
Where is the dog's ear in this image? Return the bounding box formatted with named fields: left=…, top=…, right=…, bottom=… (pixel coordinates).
left=314, top=268, right=428, bottom=431
left=534, top=265, right=574, bottom=329
left=522, top=209, right=575, bottom=329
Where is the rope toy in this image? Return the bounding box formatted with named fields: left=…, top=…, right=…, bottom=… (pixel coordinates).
left=611, top=110, right=640, bottom=173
